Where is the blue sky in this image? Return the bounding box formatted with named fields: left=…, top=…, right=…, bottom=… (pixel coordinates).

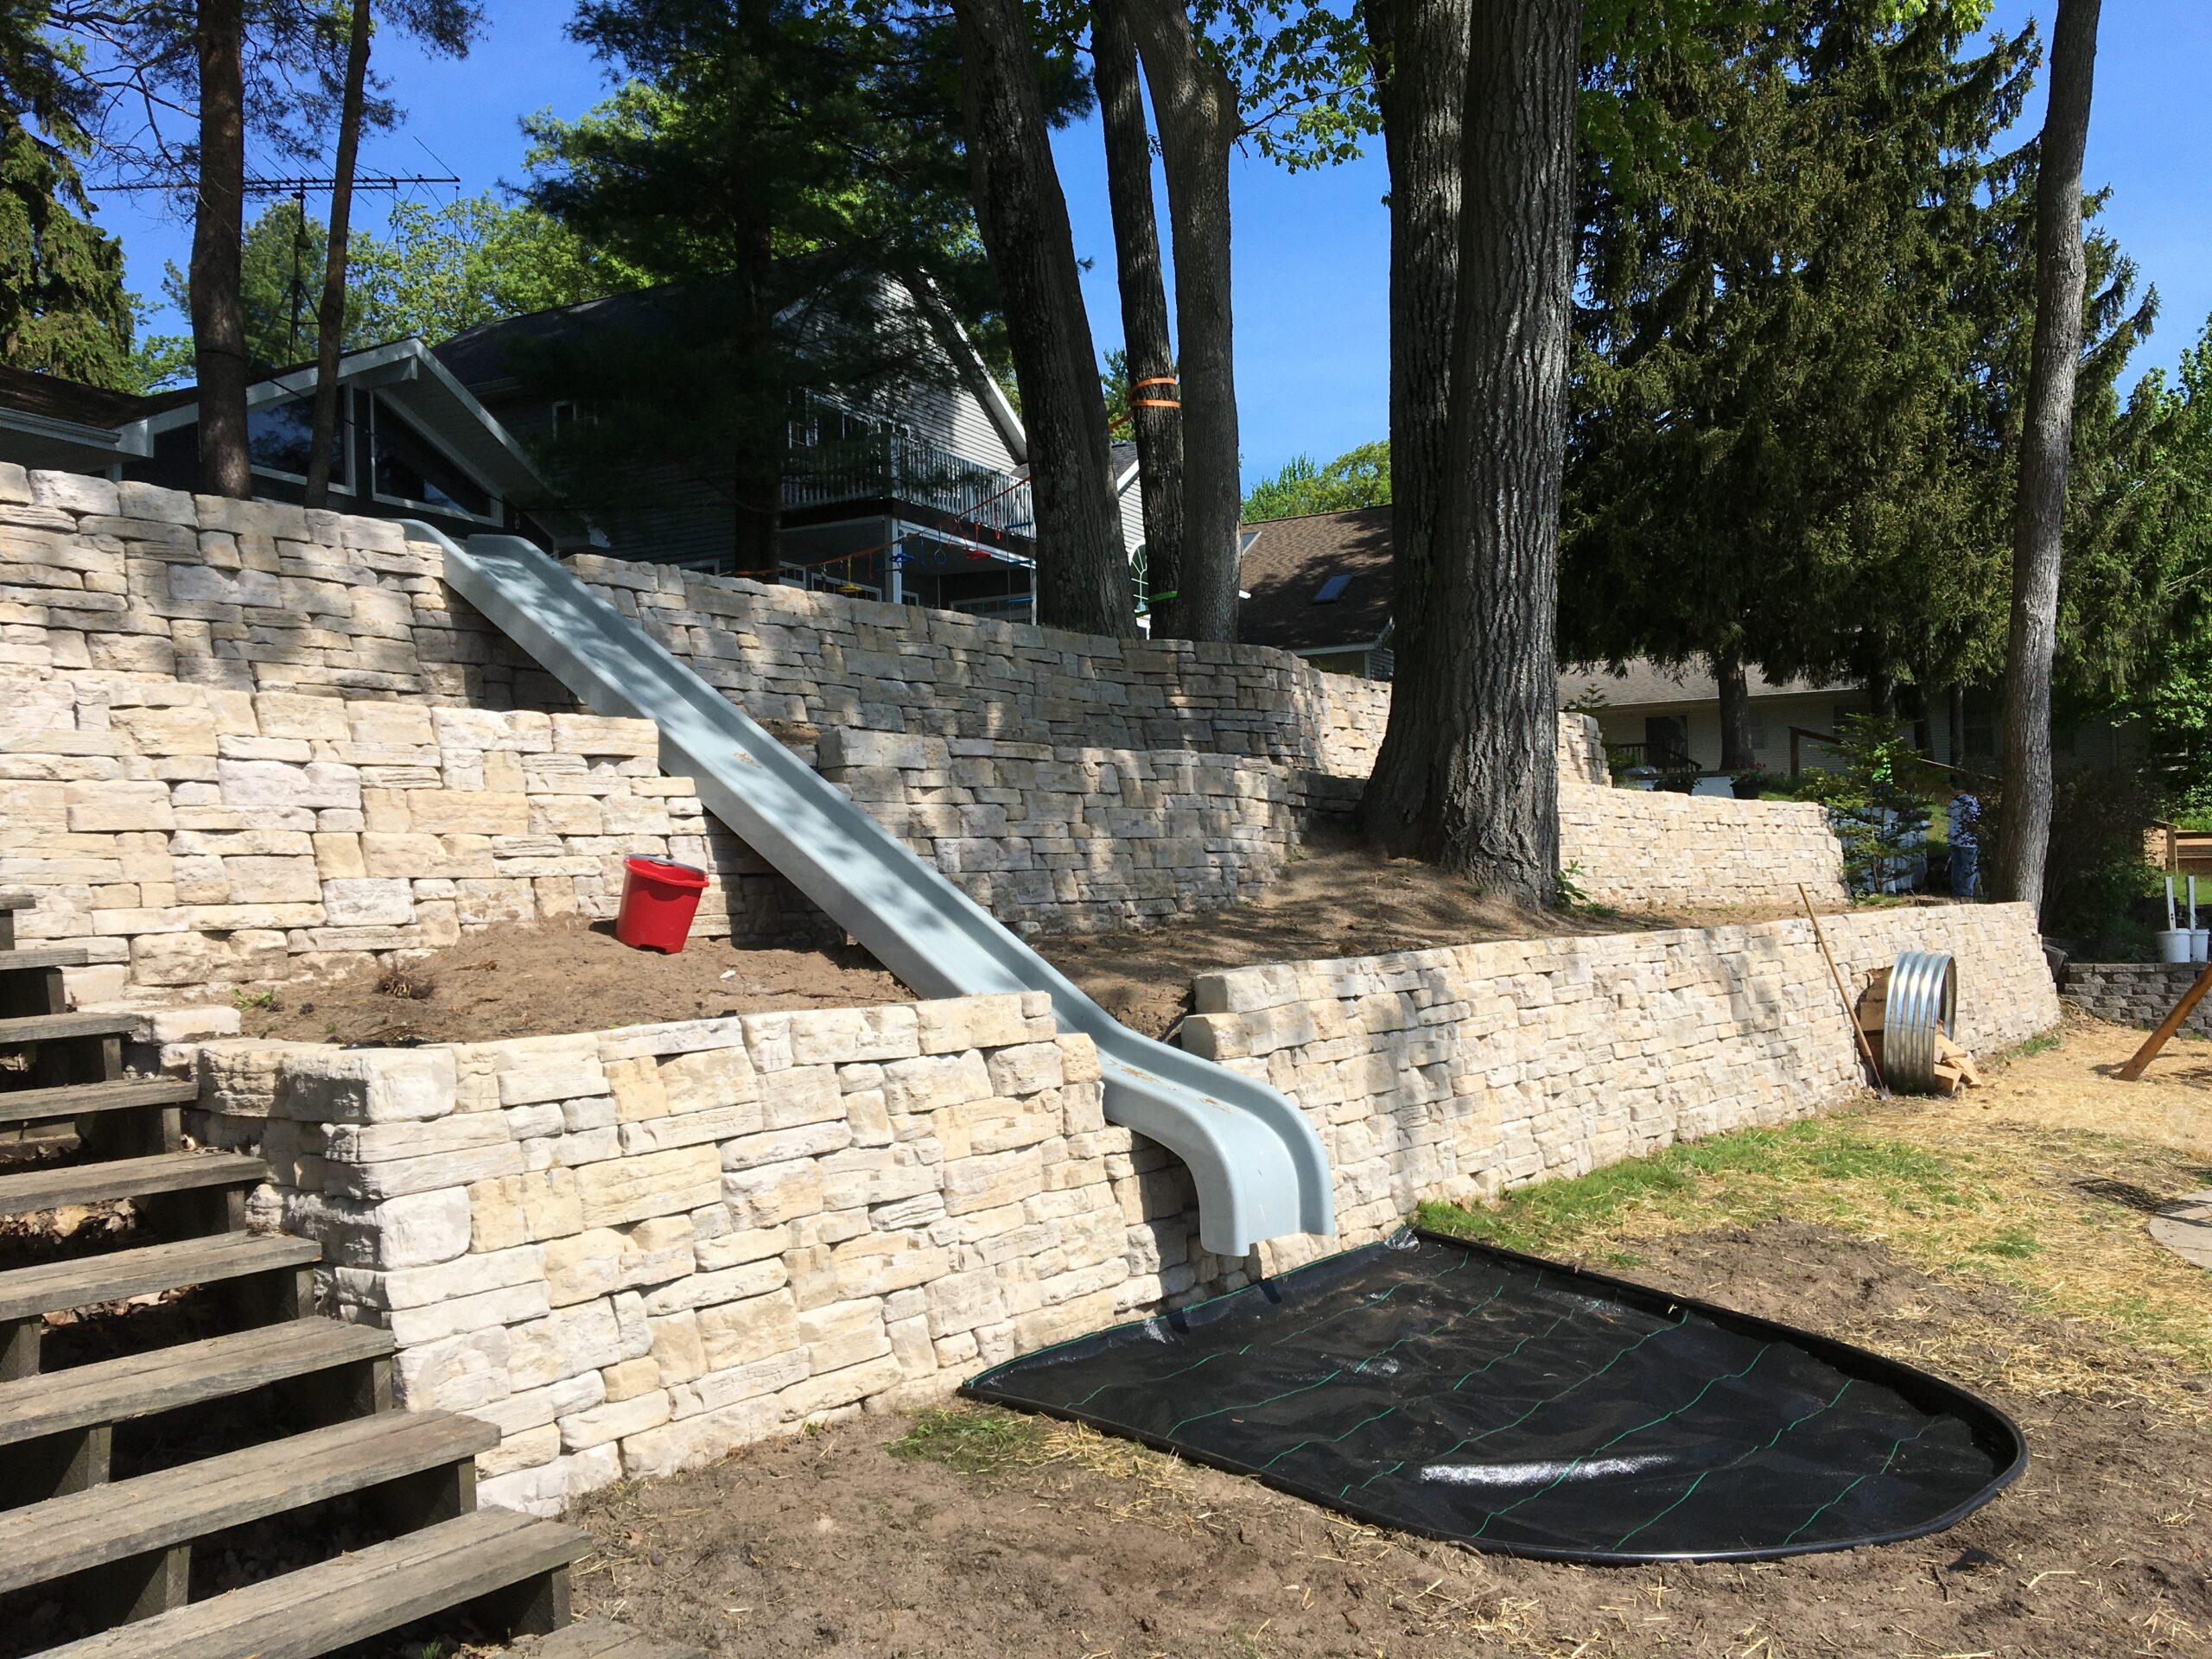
left=92, top=1, right=2209, bottom=489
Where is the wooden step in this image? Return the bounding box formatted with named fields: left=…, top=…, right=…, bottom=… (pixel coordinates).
left=0, top=944, right=89, bottom=973
left=0, top=1407, right=498, bottom=1597
left=0, top=1077, right=198, bottom=1129
left=0, top=1318, right=394, bottom=1451
left=34, top=1506, right=588, bottom=1658
left=0, top=1010, right=140, bottom=1046
left=0, top=1230, right=318, bottom=1325
left=530, top=1619, right=708, bottom=1659
left=0, top=1151, right=266, bottom=1214
left=0, top=893, right=35, bottom=912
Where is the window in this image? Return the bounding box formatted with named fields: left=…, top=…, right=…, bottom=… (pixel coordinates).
left=1313, top=573, right=1352, bottom=604
left=246, top=394, right=344, bottom=482
left=371, top=397, right=493, bottom=519
left=551, top=400, right=595, bottom=437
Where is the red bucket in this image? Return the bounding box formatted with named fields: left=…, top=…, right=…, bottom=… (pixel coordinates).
left=615, top=856, right=709, bottom=953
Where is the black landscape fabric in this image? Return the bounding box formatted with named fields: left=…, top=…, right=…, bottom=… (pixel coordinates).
left=964, top=1230, right=2025, bottom=1562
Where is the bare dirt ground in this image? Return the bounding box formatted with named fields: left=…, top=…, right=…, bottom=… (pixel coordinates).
left=1039, top=829, right=1831, bottom=1039
left=550, top=1017, right=2211, bottom=1659
left=241, top=915, right=909, bottom=1046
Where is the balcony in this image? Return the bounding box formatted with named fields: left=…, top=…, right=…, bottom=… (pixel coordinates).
left=781, top=405, right=1033, bottom=552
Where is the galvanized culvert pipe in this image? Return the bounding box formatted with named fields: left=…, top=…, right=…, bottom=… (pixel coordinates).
left=1884, top=950, right=1958, bottom=1094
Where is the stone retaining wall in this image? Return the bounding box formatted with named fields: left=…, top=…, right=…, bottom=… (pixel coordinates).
left=1180, top=901, right=2056, bottom=1252
left=176, top=903, right=2057, bottom=1510
left=2063, top=962, right=2212, bottom=1035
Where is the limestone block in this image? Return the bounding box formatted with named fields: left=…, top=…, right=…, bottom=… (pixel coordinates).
left=650, top=1308, right=708, bottom=1386
left=478, top=1422, right=562, bottom=1480
left=65, top=780, right=173, bottom=832
left=880, top=1051, right=992, bottom=1116
left=383, top=1281, right=550, bottom=1346
left=391, top=1326, right=511, bottom=1413
left=983, top=1041, right=1065, bottom=1097
left=657, top=1043, right=757, bottom=1113
left=507, top=1302, right=625, bottom=1389
left=778, top=1354, right=905, bottom=1421
left=620, top=1395, right=780, bottom=1479
left=321, top=1110, right=508, bottom=1165
left=692, top=1221, right=790, bottom=1272
left=310, top=1186, right=474, bottom=1269
left=404, top=791, right=530, bottom=836
left=321, top=878, right=413, bottom=925
left=759, top=1064, right=842, bottom=1130
left=599, top=1356, right=663, bottom=1403
left=282, top=1046, right=457, bottom=1125
left=640, top=1257, right=786, bottom=1316
left=498, top=1056, right=609, bottom=1107
left=326, top=1136, right=524, bottom=1201
left=606, top=1055, right=668, bottom=1122
left=467, top=1167, right=583, bottom=1249
left=575, top=1144, right=722, bottom=1229
left=696, top=1289, right=801, bottom=1371
left=783, top=1004, right=920, bottom=1065
left=478, top=1369, right=607, bottom=1436
left=111, top=704, right=219, bottom=757
left=331, top=1243, right=545, bottom=1312
left=217, top=759, right=361, bottom=811
left=668, top=1350, right=810, bottom=1419
left=914, top=995, right=1031, bottom=1054
left=552, top=713, right=660, bottom=756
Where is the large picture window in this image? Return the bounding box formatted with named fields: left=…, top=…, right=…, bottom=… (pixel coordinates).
left=372, top=397, right=494, bottom=519
left=247, top=394, right=346, bottom=483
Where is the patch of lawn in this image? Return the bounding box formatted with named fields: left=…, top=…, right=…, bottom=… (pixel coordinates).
left=887, top=1407, right=1049, bottom=1475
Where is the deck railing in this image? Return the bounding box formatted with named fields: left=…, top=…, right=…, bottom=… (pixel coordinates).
left=782, top=410, right=1033, bottom=542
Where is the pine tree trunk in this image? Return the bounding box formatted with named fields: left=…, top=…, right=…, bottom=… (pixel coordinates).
left=1094, top=0, right=1185, bottom=637
left=1947, top=683, right=1966, bottom=766
left=1361, top=0, right=1466, bottom=658
left=1364, top=0, right=1580, bottom=905
left=302, top=0, right=371, bottom=512
left=1714, top=651, right=1755, bottom=772
left=728, top=0, right=782, bottom=577
left=192, top=0, right=251, bottom=499
left=1125, top=0, right=1238, bottom=643
left=1995, top=0, right=2101, bottom=916
left=951, top=0, right=1135, bottom=637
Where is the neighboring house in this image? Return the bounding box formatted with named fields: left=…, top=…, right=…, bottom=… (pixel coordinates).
left=1557, top=660, right=1868, bottom=775
left=1235, top=505, right=1395, bottom=678
left=1, top=279, right=1144, bottom=626
left=0, top=346, right=594, bottom=550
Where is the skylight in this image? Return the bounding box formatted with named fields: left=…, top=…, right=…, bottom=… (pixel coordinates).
left=1313, top=574, right=1352, bottom=604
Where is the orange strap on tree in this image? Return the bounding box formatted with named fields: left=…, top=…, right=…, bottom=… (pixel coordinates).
left=1132, top=373, right=1180, bottom=410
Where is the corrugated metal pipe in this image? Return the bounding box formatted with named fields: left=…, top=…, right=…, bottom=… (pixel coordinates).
left=1883, top=950, right=1958, bottom=1094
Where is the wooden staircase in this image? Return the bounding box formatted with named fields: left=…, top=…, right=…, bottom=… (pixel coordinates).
left=0, top=890, right=623, bottom=1656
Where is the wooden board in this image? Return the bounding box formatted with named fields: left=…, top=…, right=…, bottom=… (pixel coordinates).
left=0, top=945, right=90, bottom=973
left=0, top=1077, right=198, bottom=1128
left=0, top=1011, right=142, bottom=1046
left=0, top=1151, right=266, bottom=1212
left=1855, top=967, right=1891, bottom=1034
left=0, top=893, right=35, bottom=912
left=36, top=1508, right=589, bottom=1659
left=0, top=1319, right=395, bottom=1447
left=0, top=1231, right=319, bottom=1323
left=0, top=1408, right=497, bottom=1592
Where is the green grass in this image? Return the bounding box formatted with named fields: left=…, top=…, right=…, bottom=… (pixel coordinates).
left=1415, top=1116, right=1963, bottom=1258
left=886, top=1407, right=1050, bottom=1475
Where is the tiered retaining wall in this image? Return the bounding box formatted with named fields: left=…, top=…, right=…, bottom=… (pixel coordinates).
left=3, top=469, right=1849, bottom=1002
left=2064, top=962, right=2212, bottom=1034
left=175, top=900, right=2055, bottom=1510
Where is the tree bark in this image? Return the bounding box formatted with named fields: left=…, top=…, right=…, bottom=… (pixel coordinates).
left=1363, top=0, right=1580, bottom=905
left=951, top=0, right=1135, bottom=636
left=1360, top=0, right=1466, bottom=664
left=1947, top=682, right=1966, bottom=766
left=1714, top=650, right=1755, bottom=772
left=302, top=0, right=371, bottom=511
left=1994, top=0, right=2101, bottom=916
left=1124, top=0, right=1238, bottom=642
left=192, top=0, right=251, bottom=499
left=1093, top=0, right=1185, bottom=637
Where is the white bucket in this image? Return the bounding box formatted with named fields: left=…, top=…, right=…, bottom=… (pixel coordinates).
left=2158, top=928, right=2196, bottom=963
left=2195, top=928, right=2210, bottom=964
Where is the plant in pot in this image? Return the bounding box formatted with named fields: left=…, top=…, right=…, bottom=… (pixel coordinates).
left=1656, top=759, right=1701, bottom=794
left=1732, top=764, right=1766, bottom=800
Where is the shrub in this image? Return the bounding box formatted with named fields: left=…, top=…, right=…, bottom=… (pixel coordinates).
left=1795, top=715, right=1933, bottom=894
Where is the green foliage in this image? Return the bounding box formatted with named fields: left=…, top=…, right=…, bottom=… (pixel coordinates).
left=133, top=194, right=643, bottom=390
left=0, top=6, right=133, bottom=387
left=1794, top=715, right=1933, bottom=893
left=886, top=1407, right=1047, bottom=1474
left=1241, top=441, right=1389, bottom=521
left=2037, top=764, right=2164, bottom=957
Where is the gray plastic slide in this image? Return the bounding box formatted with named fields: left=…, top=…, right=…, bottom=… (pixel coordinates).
left=414, top=527, right=1334, bottom=1256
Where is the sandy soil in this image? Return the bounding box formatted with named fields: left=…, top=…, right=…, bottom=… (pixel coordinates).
left=1039, top=830, right=1831, bottom=1039
left=1971, top=1007, right=2212, bottom=1162
left=562, top=1217, right=2209, bottom=1659
left=241, top=916, right=910, bottom=1046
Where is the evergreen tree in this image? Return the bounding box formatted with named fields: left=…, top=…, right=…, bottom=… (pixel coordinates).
left=0, top=3, right=133, bottom=385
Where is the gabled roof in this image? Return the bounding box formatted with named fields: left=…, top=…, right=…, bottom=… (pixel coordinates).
left=1235, top=505, right=1393, bottom=655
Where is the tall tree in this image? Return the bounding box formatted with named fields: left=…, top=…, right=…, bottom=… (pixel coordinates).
left=302, top=0, right=370, bottom=509
left=190, top=0, right=251, bottom=496
left=1993, top=0, right=2101, bottom=913
left=1363, top=0, right=1581, bottom=902
left=951, top=0, right=1135, bottom=634
left=1092, top=0, right=1183, bottom=635
left=1359, top=0, right=1464, bottom=664
left=1122, top=0, right=1237, bottom=639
